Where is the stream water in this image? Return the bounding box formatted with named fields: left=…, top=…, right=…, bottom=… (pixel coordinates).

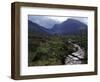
left=65, top=42, right=85, bottom=65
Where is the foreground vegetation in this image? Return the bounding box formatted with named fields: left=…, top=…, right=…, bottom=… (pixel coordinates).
left=28, top=35, right=87, bottom=66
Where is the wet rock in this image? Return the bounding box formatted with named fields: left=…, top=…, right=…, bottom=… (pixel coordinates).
left=65, top=42, right=85, bottom=65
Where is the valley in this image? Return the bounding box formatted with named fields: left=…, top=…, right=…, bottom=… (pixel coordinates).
left=28, top=16, right=88, bottom=66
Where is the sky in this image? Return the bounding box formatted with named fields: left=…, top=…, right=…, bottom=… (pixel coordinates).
left=47, top=16, right=69, bottom=22
left=28, top=15, right=88, bottom=29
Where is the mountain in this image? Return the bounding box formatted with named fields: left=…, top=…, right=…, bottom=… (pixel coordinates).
left=28, top=20, right=51, bottom=36
left=51, top=19, right=87, bottom=35
left=28, top=18, right=87, bottom=36
left=28, top=16, right=59, bottom=29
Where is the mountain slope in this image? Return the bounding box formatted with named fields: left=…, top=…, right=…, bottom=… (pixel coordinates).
left=51, top=19, right=87, bottom=35
left=28, top=18, right=87, bottom=36
left=28, top=20, right=51, bottom=36
left=28, top=16, right=59, bottom=29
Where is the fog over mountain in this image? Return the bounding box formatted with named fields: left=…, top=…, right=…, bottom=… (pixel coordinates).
left=28, top=15, right=88, bottom=29
left=28, top=15, right=88, bottom=36
left=51, top=18, right=87, bottom=35
left=28, top=15, right=60, bottom=29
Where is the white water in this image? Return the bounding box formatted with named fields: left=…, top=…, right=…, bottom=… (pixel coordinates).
left=65, top=42, right=85, bottom=65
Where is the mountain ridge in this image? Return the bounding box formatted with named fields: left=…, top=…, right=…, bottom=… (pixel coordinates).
left=28, top=18, right=87, bottom=36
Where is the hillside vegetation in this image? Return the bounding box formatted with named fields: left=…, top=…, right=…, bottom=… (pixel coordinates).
left=28, top=35, right=87, bottom=66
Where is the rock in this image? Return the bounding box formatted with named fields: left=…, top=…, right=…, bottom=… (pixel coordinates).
left=65, top=42, right=85, bottom=65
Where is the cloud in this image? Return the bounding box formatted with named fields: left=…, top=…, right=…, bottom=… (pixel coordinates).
left=28, top=15, right=88, bottom=29
left=28, top=15, right=59, bottom=29
left=70, top=17, right=88, bottom=25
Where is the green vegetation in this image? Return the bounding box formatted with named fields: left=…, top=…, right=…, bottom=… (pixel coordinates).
left=28, top=35, right=87, bottom=66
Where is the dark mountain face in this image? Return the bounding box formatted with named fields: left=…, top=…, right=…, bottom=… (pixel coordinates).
left=51, top=19, right=87, bottom=35
left=28, top=16, right=59, bottom=29
left=28, top=20, right=51, bottom=36
left=28, top=18, right=87, bottom=36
